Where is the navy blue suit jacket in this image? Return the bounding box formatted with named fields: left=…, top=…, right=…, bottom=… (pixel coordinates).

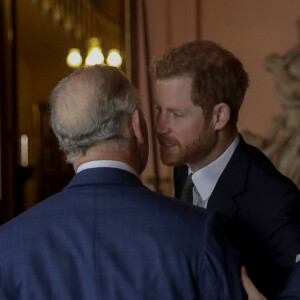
left=174, top=136, right=300, bottom=299
left=278, top=262, right=300, bottom=299
left=0, top=167, right=245, bottom=299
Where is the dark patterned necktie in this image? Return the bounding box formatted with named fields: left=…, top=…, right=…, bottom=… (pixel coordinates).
left=181, top=174, right=194, bottom=204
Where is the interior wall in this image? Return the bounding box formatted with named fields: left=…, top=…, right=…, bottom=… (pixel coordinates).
left=18, top=59, right=72, bottom=208
left=17, top=58, right=35, bottom=208
left=145, top=0, right=300, bottom=137
left=146, top=0, right=200, bottom=57
left=201, top=0, right=300, bottom=136
left=137, top=0, right=200, bottom=195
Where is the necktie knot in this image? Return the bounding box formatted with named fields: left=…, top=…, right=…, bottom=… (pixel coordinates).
left=181, top=174, right=194, bottom=204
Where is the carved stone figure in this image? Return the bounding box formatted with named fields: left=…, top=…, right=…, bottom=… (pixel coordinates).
left=243, top=21, right=300, bottom=188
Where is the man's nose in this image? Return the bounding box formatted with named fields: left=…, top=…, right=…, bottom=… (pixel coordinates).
left=154, top=113, right=170, bottom=135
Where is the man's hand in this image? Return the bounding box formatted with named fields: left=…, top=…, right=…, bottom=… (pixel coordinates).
left=241, top=266, right=268, bottom=300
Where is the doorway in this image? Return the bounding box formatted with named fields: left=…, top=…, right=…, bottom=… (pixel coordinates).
left=0, top=0, right=128, bottom=223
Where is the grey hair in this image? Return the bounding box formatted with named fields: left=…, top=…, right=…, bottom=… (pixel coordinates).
left=50, top=65, right=141, bottom=163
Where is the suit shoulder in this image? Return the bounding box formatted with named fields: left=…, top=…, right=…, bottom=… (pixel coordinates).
left=241, top=141, right=299, bottom=192
left=0, top=191, right=66, bottom=243
left=142, top=187, right=216, bottom=229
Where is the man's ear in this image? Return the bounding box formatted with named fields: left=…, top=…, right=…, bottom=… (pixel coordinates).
left=213, top=103, right=231, bottom=130
left=131, top=109, right=145, bottom=144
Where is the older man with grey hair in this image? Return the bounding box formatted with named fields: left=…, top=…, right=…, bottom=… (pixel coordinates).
left=0, top=65, right=245, bottom=299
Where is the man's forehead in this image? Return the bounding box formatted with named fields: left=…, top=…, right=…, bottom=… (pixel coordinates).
left=154, top=77, right=193, bottom=104
left=155, top=76, right=193, bottom=86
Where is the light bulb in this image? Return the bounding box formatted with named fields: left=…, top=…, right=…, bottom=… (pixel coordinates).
left=107, top=49, right=122, bottom=67
left=66, top=48, right=82, bottom=68
left=41, top=0, right=51, bottom=11
left=52, top=6, right=63, bottom=23
left=63, top=17, right=73, bottom=32
left=85, top=48, right=104, bottom=66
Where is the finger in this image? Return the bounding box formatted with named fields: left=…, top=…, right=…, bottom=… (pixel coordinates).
left=241, top=266, right=254, bottom=293
left=241, top=266, right=267, bottom=300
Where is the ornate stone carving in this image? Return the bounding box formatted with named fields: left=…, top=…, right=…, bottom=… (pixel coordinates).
left=243, top=21, right=300, bottom=188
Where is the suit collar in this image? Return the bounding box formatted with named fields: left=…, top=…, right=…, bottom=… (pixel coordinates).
left=65, top=167, right=143, bottom=190
left=207, top=135, right=250, bottom=219
left=77, top=160, right=138, bottom=177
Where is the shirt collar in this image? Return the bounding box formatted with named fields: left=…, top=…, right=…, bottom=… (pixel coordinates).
left=77, top=160, right=138, bottom=177
left=190, top=136, right=239, bottom=201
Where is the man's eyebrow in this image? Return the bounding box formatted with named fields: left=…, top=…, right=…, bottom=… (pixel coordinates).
left=153, top=104, right=186, bottom=112
left=167, top=107, right=186, bottom=113
left=170, top=107, right=183, bottom=111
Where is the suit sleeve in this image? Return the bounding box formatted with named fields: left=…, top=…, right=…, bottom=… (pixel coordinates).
left=277, top=262, right=300, bottom=299
left=0, top=288, right=8, bottom=300
left=266, top=189, right=300, bottom=281
left=198, top=213, right=247, bottom=300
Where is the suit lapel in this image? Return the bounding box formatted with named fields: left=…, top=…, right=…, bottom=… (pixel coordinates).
left=207, top=136, right=250, bottom=220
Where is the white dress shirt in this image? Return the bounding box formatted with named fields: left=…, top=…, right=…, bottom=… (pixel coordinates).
left=190, top=136, right=239, bottom=208
left=77, top=160, right=138, bottom=177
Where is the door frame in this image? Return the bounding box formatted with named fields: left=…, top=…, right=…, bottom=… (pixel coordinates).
left=0, top=0, right=18, bottom=223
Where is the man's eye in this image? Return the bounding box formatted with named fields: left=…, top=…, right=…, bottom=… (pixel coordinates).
left=154, top=106, right=161, bottom=113
left=171, top=112, right=183, bottom=117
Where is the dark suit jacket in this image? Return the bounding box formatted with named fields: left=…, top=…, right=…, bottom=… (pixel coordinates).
left=174, top=135, right=300, bottom=299
left=0, top=167, right=245, bottom=300
left=278, top=262, right=300, bottom=299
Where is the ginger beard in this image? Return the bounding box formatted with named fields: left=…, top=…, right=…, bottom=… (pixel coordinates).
left=157, top=117, right=217, bottom=167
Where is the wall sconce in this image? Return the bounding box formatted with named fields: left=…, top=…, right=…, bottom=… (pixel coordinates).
left=30, top=0, right=122, bottom=68
left=66, top=37, right=122, bottom=69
